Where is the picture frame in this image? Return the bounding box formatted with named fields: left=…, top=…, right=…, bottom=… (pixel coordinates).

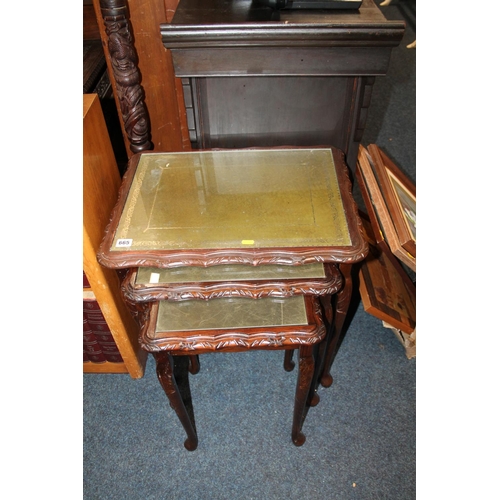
left=357, top=210, right=416, bottom=335
left=367, top=144, right=416, bottom=259
left=356, top=145, right=416, bottom=272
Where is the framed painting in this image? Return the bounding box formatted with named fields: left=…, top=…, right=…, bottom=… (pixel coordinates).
left=357, top=210, right=416, bottom=335
left=356, top=145, right=416, bottom=271
left=367, top=144, right=416, bottom=259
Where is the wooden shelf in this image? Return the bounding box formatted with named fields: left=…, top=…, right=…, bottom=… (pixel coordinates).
left=83, top=94, right=148, bottom=378
left=83, top=361, right=130, bottom=374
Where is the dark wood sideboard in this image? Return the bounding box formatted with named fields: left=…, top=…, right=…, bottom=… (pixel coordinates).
left=94, top=0, right=404, bottom=172
left=161, top=0, right=404, bottom=171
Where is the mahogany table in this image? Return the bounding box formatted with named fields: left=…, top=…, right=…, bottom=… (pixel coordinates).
left=121, top=261, right=342, bottom=430
left=99, top=146, right=367, bottom=449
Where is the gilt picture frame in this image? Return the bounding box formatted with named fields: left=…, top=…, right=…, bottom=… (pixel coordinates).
left=366, top=144, right=416, bottom=259
left=356, top=145, right=415, bottom=271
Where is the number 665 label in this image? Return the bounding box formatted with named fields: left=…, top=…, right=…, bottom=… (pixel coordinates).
left=116, top=239, right=133, bottom=248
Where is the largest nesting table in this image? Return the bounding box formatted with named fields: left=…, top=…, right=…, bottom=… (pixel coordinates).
left=98, top=146, right=367, bottom=450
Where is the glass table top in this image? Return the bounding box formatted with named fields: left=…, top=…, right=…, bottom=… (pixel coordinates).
left=111, top=148, right=351, bottom=253
left=135, top=262, right=326, bottom=284
left=155, top=295, right=308, bottom=333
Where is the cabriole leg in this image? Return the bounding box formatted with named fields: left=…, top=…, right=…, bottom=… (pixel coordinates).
left=188, top=354, right=200, bottom=374
left=154, top=351, right=198, bottom=451
left=291, top=345, right=315, bottom=446
left=284, top=349, right=295, bottom=372
left=321, top=264, right=352, bottom=387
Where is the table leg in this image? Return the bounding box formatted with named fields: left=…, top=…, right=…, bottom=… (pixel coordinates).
left=305, top=341, right=321, bottom=408
left=188, top=354, right=200, bottom=375
left=292, top=344, right=315, bottom=446
left=285, top=292, right=333, bottom=391
left=284, top=349, right=295, bottom=372
left=306, top=294, right=335, bottom=404
left=286, top=346, right=320, bottom=407
left=320, top=264, right=352, bottom=388
left=154, top=352, right=198, bottom=451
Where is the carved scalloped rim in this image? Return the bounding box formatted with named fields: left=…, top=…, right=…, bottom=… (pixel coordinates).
left=139, top=296, right=326, bottom=353
left=121, top=267, right=344, bottom=303
left=100, top=249, right=366, bottom=270
left=140, top=331, right=325, bottom=353
left=98, top=147, right=369, bottom=269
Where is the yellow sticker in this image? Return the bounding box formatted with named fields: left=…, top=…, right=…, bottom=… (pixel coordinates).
left=241, top=240, right=255, bottom=245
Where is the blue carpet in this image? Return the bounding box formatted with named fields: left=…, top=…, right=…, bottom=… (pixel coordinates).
left=84, top=302, right=415, bottom=500
left=84, top=2, right=416, bottom=498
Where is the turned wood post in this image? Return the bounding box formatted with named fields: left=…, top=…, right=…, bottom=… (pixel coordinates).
left=98, top=0, right=153, bottom=154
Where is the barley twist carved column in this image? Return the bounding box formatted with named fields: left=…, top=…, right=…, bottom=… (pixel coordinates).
left=99, top=0, right=152, bottom=153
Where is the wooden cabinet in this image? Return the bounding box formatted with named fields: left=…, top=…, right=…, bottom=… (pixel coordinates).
left=83, top=93, right=148, bottom=378
left=161, top=0, right=405, bottom=172
left=92, top=0, right=404, bottom=173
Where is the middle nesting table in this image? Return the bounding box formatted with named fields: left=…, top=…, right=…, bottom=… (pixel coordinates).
left=98, top=146, right=368, bottom=450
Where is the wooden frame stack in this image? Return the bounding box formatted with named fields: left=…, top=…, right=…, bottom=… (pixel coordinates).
left=356, top=145, right=416, bottom=358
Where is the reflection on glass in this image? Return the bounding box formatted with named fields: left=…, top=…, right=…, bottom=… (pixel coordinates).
left=155, top=296, right=308, bottom=333
left=112, top=149, right=351, bottom=251
left=135, top=263, right=326, bottom=284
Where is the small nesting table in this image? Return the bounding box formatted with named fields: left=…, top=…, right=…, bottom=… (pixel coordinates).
left=98, top=146, right=367, bottom=450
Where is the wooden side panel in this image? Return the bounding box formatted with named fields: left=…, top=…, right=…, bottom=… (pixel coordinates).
left=83, top=94, right=147, bottom=378
left=83, top=1, right=101, bottom=40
